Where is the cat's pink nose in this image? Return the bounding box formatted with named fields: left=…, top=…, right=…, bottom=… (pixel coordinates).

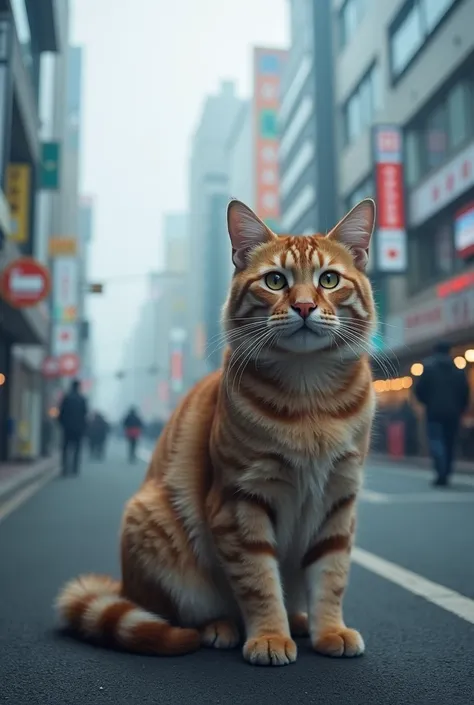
left=291, top=302, right=316, bottom=319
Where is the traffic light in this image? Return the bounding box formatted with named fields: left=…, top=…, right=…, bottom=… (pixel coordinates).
left=88, top=282, right=104, bottom=294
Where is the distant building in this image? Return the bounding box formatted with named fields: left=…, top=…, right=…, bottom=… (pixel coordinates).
left=188, top=81, right=243, bottom=379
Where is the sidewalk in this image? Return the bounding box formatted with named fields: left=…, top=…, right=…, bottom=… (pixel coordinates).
left=0, top=455, right=60, bottom=503
left=371, top=453, right=474, bottom=475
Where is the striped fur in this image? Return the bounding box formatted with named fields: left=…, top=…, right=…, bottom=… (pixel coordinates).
left=56, top=199, right=377, bottom=666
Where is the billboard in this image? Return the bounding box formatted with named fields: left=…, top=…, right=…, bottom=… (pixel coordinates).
left=253, top=47, right=287, bottom=232
left=372, top=125, right=407, bottom=273
left=454, top=203, right=474, bottom=260
left=6, top=164, right=31, bottom=244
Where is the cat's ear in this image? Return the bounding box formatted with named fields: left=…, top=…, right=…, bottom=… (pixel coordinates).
left=327, top=199, right=376, bottom=271
left=227, top=199, right=274, bottom=269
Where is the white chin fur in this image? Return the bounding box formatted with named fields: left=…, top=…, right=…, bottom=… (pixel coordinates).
left=276, top=328, right=333, bottom=353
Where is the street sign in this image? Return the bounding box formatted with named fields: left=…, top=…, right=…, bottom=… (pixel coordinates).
left=48, top=237, right=77, bottom=257
left=40, top=142, right=61, bottom=190
left=88, top=282, right=104, bottom=294
left=59, top=353, right=80, bottom=378
left=0, top=257, right=51, bottom=308
left=42, top=356, right=60, bottom=378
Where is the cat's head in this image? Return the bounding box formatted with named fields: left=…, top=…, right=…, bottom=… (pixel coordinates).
left=223, top=198, right=376, bottom=358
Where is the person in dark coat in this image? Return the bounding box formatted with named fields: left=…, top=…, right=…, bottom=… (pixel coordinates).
left=414, top=342, right=470, bottom=486
left=123, top=407, right=144, bottom=463
left=87, top=411, right=110, bottom=460
left=58, top=379, right=88, bottom=476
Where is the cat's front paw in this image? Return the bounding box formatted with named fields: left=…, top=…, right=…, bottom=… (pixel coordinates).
left=313, top=627, right=365, bottom=657
left=243, top=634, right=297, bottom=666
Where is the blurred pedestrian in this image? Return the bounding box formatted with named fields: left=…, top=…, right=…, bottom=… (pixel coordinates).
left=414, top=342, right=470, bottom=487
left=58, top=379, right=88, bottom=477
left=87, top=411, right=110, bottom=461
left=123, top=407, right=144, bottom=464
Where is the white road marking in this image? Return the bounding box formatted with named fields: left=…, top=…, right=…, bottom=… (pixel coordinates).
left=360, top=490, right=474, bottom=505
left=352, top=547, right=474, bottom=626
left=0, top=468, right=58, bottom=525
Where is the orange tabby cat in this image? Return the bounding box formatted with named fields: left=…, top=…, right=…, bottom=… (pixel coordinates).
left=56, top=198, right=377, bottom=666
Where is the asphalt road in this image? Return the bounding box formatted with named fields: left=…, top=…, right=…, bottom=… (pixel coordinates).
left=1, top=443, right=474, bottom=705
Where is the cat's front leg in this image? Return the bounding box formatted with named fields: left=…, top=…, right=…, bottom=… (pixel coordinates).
left=303, top=452, right=364, bottom=657
left=211, top=488, right=296, bottom=666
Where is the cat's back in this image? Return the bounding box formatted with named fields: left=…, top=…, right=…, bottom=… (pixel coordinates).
left=144, top=370, right=222, bottom=486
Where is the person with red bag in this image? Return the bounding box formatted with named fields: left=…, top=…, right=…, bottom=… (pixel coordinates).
left=122, top=407, right=144, bottom=464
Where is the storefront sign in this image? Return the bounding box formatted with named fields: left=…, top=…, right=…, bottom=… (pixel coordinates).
left=409, top=141, right=474, bottom=227
left=437, top=271, right=474, bottom=298
left=387, top=285, right=474, bottom=350
left=454, top=203, right=474, bottom=260
left=254, top=47, right=287, bottom=230
left=0, top=257, right=50, bottom=308
left=52, top=323, right=78, bottom=357
left=42, top=356, right=60, bottom=378
left=372, top=125, right=407, bottom=272
left=6, top=164, right=31, bottom=244
left=52, top=257, right=78, bottom=322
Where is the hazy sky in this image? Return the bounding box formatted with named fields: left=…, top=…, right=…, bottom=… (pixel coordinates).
left=71, top=0, right=288, bottom=408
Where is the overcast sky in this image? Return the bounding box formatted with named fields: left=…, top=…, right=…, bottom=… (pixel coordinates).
left=71, top=0, right=288, bottom=409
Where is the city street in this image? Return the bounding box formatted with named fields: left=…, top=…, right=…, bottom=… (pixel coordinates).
left=1, top=445, right=473, bottom=705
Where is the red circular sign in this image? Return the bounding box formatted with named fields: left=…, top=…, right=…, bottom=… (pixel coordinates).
left=59, top=353, right=80, bottom=378
left=42, top=356, right=60, bottom=378
left=0, top=257, right=51, bottom=308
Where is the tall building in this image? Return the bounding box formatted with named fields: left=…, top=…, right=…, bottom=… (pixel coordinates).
left=279, top=0, right=337, bottom=235
left=188, top=80, right=242, bottom=379
left=0, top=1, right=64, bottom=461
left=332, top=0, right=474, bottom=372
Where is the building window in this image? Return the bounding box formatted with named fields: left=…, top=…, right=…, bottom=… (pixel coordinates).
left=447, top=83, right=469, bottom=150
left=404, top=75, right=474, bottom=186
left=342, top=64, right=381, bottom=146
left=425, top=104, right=448, bottom=171
left=339, top=0, right=367, bottom=48
left=390, top=0, right=459, bottom=79
left=346, top=177, right=374, bottom=211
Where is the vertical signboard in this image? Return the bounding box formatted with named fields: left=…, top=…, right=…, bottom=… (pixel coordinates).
left=454, top=202, right=474, bottom=260
left=253, top=47, right=287, bottom=232
left=6, top=164, right=31, bottom=244
left=40, top=142, right=61, bottom=190
left=372, top=125, right=407, bottom=273
left=52, top=257, right=78, bottom=322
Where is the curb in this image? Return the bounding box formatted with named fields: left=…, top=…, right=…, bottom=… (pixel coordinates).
left=0, top=455, right=60, bottom=505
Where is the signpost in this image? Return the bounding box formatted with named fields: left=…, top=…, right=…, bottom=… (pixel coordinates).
left=0, top=257, right=51, bottom=308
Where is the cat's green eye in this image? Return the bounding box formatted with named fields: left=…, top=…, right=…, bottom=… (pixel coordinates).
left=264, top=271, right=288, bottom=291
left=319, top=271, right=340, bottom=289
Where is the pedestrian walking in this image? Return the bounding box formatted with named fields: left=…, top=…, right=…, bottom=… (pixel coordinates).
left=58, top=379, right=88, bottom=476
left=123, top=407, right=144, bottom=464
left=414, top=341, right=470, bottom=487
left=87, top=411, right=110, bottom=461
